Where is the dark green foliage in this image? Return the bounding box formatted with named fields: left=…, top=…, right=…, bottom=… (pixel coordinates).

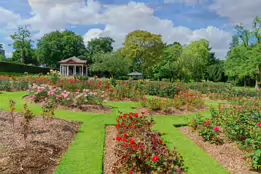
left=0, top=61, right=50, bottom=74
left=207, top=62, right=227, bottom=82
left=36, top=30, right=86, bottom=68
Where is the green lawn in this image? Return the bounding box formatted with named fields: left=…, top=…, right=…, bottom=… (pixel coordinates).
left=0, top=92, right=228, bottom=174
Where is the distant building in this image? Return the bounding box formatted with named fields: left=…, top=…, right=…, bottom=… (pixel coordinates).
left=127, top=72, right=143, bottom=79
left=59, top=56, right=88, bottom=76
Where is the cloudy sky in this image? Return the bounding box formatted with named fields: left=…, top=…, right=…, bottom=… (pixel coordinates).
left=0, top=0, right=260, bottom=59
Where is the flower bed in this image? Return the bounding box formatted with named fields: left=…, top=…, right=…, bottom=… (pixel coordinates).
left=0, top=110, right=80, bottom=173
left=104, top=112, right=186, bottom=173
left=140, top=90, right=205, bottom=116
left=27, top=84, right=112, bottom=113
left=187, top=100, right=261, bottom=172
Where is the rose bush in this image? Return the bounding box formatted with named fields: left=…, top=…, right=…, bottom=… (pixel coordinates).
left=112, top=112, right=186, bottom=174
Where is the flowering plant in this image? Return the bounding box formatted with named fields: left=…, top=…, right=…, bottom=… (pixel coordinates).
left=112, top=112, right=185, bottom=173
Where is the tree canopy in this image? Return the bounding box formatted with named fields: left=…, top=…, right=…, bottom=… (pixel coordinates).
left=121, top=30, right=164, bottom=77
left=36, top=30, right=86, bottom=68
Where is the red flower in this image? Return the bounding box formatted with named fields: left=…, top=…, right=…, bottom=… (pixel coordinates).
left=124, top=144, right=128, bottom=148
left=184, top=100, right=186, bottom=103
left=132, top=145, right=138, bottom=150
left=124, top=114, right=127, bottom=118
left=141, top=111, right=145, bottom=114
left=123, top=138, right=127, bottom=142
left=230, top=112, right=233, bottom=115
left=129, top=116, right=133, bottom=119
left=121, top=122, right=125, bottom=126
left=133, top=125, right=137, bottom=129
left=116, top=136, right=122, bottom=141
left=258, top=122, right=261, bottom=127
left=130, top=172, right=133, bottom=174
left=119, top=115, right=123, bottom=119
left=140, top=116, right=143, bottom=118
left=130, top=139, right=135, bottom=144
left=214, top=126, right=219, bottom=132
left=134, top=113, right=138, bottom=118
left=159, top=140, right=163, bottom=144
left=124, top=133, right=128, bottom=137
left=205, top=122, right=210, bottom=127
left=105, top=87, right=109, bottom=91
left=152, top=156, right=159, bottom=162
left=116, top=124, right=120, bottom=129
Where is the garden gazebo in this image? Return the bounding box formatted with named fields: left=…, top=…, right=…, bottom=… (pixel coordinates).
left=127, top=72, right=143, bottom=79
left=59, top=56, right=88, bottom=76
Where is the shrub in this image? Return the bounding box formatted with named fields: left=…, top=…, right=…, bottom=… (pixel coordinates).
left=112, top=112, right=186, bottom=173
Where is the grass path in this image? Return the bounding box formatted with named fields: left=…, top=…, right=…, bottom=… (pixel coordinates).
left=0, top=92, right=228, bottom=174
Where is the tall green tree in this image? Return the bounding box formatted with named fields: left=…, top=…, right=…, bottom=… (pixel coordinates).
left=225, top=16, right=261, bottom=88
left=153, top=42, right=183, bottom=81
left=36, top=30, right=86, bottom=68
left=91, top=51, right=130, bottom=77
left=87, top=37, right=114, bottom=56
left=10, top=26, right=35, bottom=64
left=121, top=30, right=164, bottom=77
left=179, top=39, right=210, bottom=81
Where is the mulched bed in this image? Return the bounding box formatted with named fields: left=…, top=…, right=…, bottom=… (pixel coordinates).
left=0, top=110, right=81, bottom=174
left=179, top=127, right=258, bottom=174
left=104, top=126, right=118, bottom=174
left=24, top=96, right=112, bottom=114
left=134, top=106, right=208, bottom=116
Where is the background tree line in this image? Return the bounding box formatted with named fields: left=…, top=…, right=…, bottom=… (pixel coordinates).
left=5, top=16, right=261, bottom=88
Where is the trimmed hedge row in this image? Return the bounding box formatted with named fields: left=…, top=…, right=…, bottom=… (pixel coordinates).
left=0, top=61, right=50, bottom=74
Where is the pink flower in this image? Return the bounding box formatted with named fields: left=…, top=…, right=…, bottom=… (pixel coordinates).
left=258, top=122, right=261, bottom=127
left=213, top=126, right=219, bottom=132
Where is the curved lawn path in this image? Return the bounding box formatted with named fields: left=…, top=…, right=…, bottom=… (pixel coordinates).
left=0, top=92, right=228, bottom=174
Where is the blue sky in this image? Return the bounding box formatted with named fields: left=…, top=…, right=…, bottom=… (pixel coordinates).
left=0, top=0, right=260, bottom=59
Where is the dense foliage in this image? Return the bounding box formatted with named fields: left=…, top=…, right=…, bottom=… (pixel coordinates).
left=113, top=112, right=185, bottom=173
left=188, top=100, right=261, bottom=171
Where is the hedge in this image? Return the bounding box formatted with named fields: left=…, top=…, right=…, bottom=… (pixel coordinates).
left=0, top=61, right=50, bottom=74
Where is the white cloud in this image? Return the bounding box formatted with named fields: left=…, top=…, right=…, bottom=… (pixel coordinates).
left=25, top=0, right=102, bottom=38
left=0, top=0, right=234, bottom=59
left=164, top=0, right=207, bottom=5
left=0, top=7, right=21, bottom=25
left=83, top=1, right=231, bottom=59
left=209, top=0, right=261, bottom=27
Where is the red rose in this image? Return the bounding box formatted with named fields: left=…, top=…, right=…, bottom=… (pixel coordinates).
left=129, top=115, right=133, bottom=119
left=214, top=126, right=219, bottom=132
left=230, top=112, right=233, bottom=115
left=152, top=155, right=159, bottom=162
left=124, top=144, right=128, bottom=148
left=159, top=140, right=163, bottom=144
left=134, top=113, right=138, bottom=118
left=205, top=122, right=210, bottom=127
left=123, top=138, right=127, bottom=142
left=258, top=122, right=261, bottom=127
left=119, top=116, right=123, bottom=119
left=140, top=116, right=142, bottom=118
left=116, top=124, right=120, bottom=129
left=141, top=111, right=145, bottom=114
left=124, top=114, right=127, bottom=118
left=130, top=139, right=135, bottom=144
left=116, top=136, right=122, bottom=141
left=133, top=125, right=137, bottom=129
left=121, top=122, right=125, bottom=126
left=130, top=172, right=133, bottom=174
left=124, top=134, right=128, bottom=137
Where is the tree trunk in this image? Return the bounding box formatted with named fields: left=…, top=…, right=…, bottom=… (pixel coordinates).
left=255, top=65, right=261, bottom=89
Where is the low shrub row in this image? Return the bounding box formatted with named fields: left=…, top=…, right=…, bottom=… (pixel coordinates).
left=113, top=112, right=186, bottom=173
left=188, top=99, right=261, bottom=171
left=141, top=90, right=204, bottom=112
left=0, top=61, right=50, bottom=74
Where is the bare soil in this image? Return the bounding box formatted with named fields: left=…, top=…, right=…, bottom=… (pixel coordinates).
left=134, top=105, right=208, bottom=116
left=179, top=127, right=258, bottom=174
left=24, top=96, right=112, bottom=114
left=103, top=126, right=118, bottom=174
left=0, top=110, right=80, bottom=174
